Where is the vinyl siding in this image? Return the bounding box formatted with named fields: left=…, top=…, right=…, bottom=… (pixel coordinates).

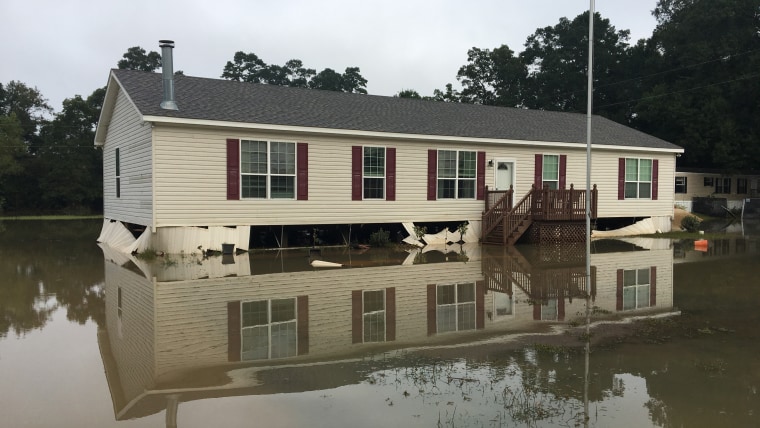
left=103, top=88, right=153, bottom=226
left=152, top=124, right=678, bottom=227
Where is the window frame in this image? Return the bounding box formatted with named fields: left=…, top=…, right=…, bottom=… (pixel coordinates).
left=435, top=282, right=476, bottom=333
left=622, top=268, right=651, bottom=310
left=541, top=154, right=560, bottom=190
left=737, top=178, right=748, bottom=194
left=715, top=177, right=731, bottom=194
left=362, top=146, right=386, bottom=200
left=624, top=158, right=653, bottom=199
left=436, top=149, right=477, bottom=200
left=240, top=139, right=297, bottom=200
left=240, top=298, right=298, bottom=360
left=115, top=147, right=120, bottom=198
left=362, top=289, right=386, bottom=342
left=674, top=176, right=687, bottom=194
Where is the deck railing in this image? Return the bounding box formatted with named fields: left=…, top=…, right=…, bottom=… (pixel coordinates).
left=482, top=186, right=514, bottom=238
left=531, top=184, right=598, bottom=221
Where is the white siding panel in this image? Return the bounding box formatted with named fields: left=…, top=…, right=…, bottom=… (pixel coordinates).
left=151, top=125, right=678, bottom=227
left=102, top=88, right=153, bottom=226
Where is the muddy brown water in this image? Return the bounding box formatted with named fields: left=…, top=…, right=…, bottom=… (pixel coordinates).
left=1, top=220, right=758, bottom=427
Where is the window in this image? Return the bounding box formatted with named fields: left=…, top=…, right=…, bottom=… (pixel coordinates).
left=436, top=283, right=476, bottom=333
left=622, top=268, right=651, bottom=310
left=704, top=177, right=714, bottom=186
left=542, top=154, right=560, bottom=189
left=363, top=147, right=385, bottom=199
left=241, top=140, right=295, bottom=199
left=437, top=150, right=476, bottom=199
left=241, top=298, right=297, bottom=360
left=115, top=148, right=120, bottom=198
left=675, top=176, right=687, bottom=194
left=737, top=178, right=747, bottom=194
left=715, top=177, right=731, bottom=194
left=362, top=290, right=386, bottom=342
left=624, top=158, right=652, bottom=199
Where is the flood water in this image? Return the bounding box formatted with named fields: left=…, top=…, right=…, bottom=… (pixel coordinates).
left=1, top=219, right=759, bottom=427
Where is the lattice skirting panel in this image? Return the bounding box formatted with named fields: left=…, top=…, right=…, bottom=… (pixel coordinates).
left=523, top=222, right=587, bottom=245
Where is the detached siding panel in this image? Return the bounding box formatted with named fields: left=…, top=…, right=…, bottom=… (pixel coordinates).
left=103, top=88, right=153, bottom=226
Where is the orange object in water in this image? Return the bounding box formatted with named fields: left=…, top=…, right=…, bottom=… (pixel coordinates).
left=694, top=239, right=708, bottom=252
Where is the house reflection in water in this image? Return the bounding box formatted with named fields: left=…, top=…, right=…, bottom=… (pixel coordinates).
left=98, top=239, right=674, bottom=423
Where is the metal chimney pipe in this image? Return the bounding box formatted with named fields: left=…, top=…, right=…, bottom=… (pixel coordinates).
left=159, top=40, right=178, bottom=110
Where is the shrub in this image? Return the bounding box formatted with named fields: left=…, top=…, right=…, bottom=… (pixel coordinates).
left=369, top=228, right=391, bottom=247
left=681, top=215, right=702, bottom=232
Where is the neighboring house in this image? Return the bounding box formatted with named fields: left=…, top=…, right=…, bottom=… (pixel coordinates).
left=674, top=168, right=760, bottom=212
left=94, top=42, right=683, bottom=254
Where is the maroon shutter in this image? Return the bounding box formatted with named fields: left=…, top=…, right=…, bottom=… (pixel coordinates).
left=476, top=281, right=485, bottom=329
left=386, top=147, right=396, bottom=201
left=650, top=266, right=657, bottom=306
left=616, top=269, right=624, bottom=311
left=352, top=146, right=362, bottom=201
left=297, top=143, right=308, bottom=200
left=559, top=154, right=567, bottom=189
left=534, top=154, right=543, bottom=188
left=533, top=302, right=541, bottom=320
left=652, top=159, right=659, bottom=200
left=297, top=295, right=309, bottom=355
left=618, top=158, right=625, bottom=200
left=427, top=284, right=437, bottom=335
left=351, top=290, right=362, bottom=343
left=385, top=287, right=396, bottom=341
left=227, top=301, right=241, bottom=362
left=477, top=151, right=486, bottom=200
left=591, top=266, right=597, bottom=302
left=227, top=139, right=240, bottom=200
left=558, top=297, right=565, bottom=321
left=427, top=150, right=437, bottom=200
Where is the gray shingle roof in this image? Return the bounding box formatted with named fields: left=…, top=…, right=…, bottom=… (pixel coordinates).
left=112, top=69, right=681, bottom=150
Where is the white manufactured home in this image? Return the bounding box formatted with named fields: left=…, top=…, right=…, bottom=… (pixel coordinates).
left=94, top=42, right=683, bottom=254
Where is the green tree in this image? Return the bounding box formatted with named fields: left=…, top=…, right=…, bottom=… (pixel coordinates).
left=0, top=115, right=25, bottom=211
left=395, top=89, right=422, bottom=99
left=117, top=46, right=162, bottom=72
left=0, top=81, right=52, bottom=148
left=456, top=45, right=527, bottom=107
left=634, top=0, right=760, bottom=170
left=431, top=83, right=461, bottom=102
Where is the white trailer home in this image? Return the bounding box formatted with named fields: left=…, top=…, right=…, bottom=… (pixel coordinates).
left=94, top=42, right=683, bottom=254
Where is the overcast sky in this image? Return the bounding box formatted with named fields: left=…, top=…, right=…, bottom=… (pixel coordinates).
left=1, top=0, right=660, bottom=113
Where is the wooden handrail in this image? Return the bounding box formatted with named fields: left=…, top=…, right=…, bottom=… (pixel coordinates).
left=482, top=185, right=514, bottom=238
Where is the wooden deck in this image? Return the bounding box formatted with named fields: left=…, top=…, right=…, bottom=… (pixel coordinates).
left=482, top=184, right=598, bottom=245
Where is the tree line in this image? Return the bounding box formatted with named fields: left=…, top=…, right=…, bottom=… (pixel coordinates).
left=1, top=0, right=757, bottom=215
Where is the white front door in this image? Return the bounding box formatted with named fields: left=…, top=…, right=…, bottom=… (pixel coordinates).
left=494, top=161, right=514, bottom=191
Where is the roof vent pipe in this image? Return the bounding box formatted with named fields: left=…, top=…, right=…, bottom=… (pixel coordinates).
left=159, top=40, right=178, bottom=110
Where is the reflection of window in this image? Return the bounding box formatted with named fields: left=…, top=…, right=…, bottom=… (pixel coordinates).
left=493, top=292, right=513, bottom=316
left=737, top=178, right=747, bottom=194
left=437, top=150, right=476, bottom=199
left=436, top=283, right=476, bottom=332
left=715, top=178, right=731, bottom=194
left=674, top=176, right=687, bottom=194
left=241, top=140, right=296, bottom=199
left=625, top=158, right=652, bottom=199
left=542, top=154, right=559, bottom=190
left=541, top=299, right=559, bottom=320
left=362, top=290, right=386, bottom=342
left=623, top=268, right=651, bottom=310
left=117, top=287, right=123, bottom=338
left=241, top=298, right=297, bottom=360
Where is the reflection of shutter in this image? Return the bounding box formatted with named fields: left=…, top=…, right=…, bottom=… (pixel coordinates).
left=558, top=297, right=565, bottom=321
left=352, top=146, right=362, bottom=201
left=533, top=302, right=541, bottom=320
left=591, top=266, right=597, bottom=302
left=559, top=154, right=567, bottom=189
left=652, top=159, right=659, bottom=200
left=386, top=287, right=396, bottom=341
left=617, top=158, right=625, bottom=200
left=477, top=151, right=486, bottom=200
left=650, top=266, right=657, bottom=306
left=427, top=150, right=437, bottom=200
left=227, top=301, right=241, bottom=362
left=534, top=154, right=543, bottom=188
left=616, top=269, right=624, bottom=311
left=476, top=281, right=485, bottom=329
left=227, top=139, right=240, bottom=200
left=351, top=290, right=362, bottom=343
left=427, top=284, right=436, bottom=335
left=386, top=148, right=396, bottom=201
left=297, top=143, right=308, bottom=200
left=297, top=295, right=309, bottom=355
